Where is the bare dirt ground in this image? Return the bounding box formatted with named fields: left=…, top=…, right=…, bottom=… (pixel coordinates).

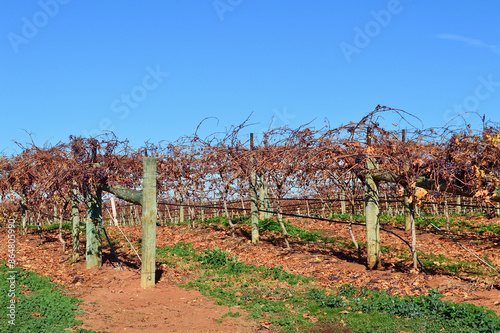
left=72, top=267, right=255, bottom=332
left=1, top=214, right=499, bottom=332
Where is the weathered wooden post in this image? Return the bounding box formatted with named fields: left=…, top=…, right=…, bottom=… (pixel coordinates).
left=86, top=189, right=102, bottom=269
left=404, top=191, right=411, bottom=232
left=341, top=189, right=346, bottom=215
left=259, top=173, right=272, bottom=220
left=129, top=205, right=134, bottom=225
left=200, top=184, right=205, bottom=222
left=179, top=192, right=185, bottom=223
left=364, top=128, right=382, bottom=270
left=212, top=194, right=218, bottom=218
left=20, top=192, right=28, bottom=235
left=410, top=203, right=418, bottom=270
left=141, top=157, right=157, bottom=288
left=456, top=195, right=462, bottom=215
left=365, top=161, right=381, bottom=269
left=444, top=196, right=450, bottom=233
left=71, top=186, right=80, bottom=261
left=401, top=130, right=412, bottom=232
left=259, top=135, right=272, bottom=221
left=250, top=133, right=259, bottom=244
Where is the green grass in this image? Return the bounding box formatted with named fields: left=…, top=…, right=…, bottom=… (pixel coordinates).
left=200, top=216, right=339, bottom=245
left=0, top=261, right=106, bottom=333
left=308, top=285, right=500, bottom=332
left=395, top=249, right=493, bottom=276
left=27, top=222, right=87, bottom=231
left=156, top=243, right=500, bottom=332
left=259, top=218, right=327, bottom=242
left=330, top=212, right=366, bottom=222
left=376, top=212, right=500, bottom=235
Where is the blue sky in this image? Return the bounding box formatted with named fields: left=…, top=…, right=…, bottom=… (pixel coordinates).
left=1, top=1, right=499, bottom=154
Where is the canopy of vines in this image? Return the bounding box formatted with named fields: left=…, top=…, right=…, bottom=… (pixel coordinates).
left=1, top=107, right=499, bottom=216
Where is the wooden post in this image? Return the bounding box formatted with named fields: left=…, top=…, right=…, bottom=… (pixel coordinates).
left=212, top=194, right=217, bottom=218
left=240, top=193, right=247, bottom=217
left=444, top=196, right=450, bottom=233
left=341, top=189, right=346, bottom=215
left=21, top=193, right=27, bottom=235
left=189, top=203, right=194, bottom=221
left=410, top=204, right=418, bottom=269
left=404, top=190, right=411, bottom=232
left=259, top=173, right=271, bottom=220
left=365, top=128, right=381, bottom=270
left=129, top=205, right=134, bottom=225
left=86, top=189, right=102, bottom=269
left=365, top=159, right=381, bottom=270
left=456, top=195, right=461, bottom=215
left=259, top=173, right=265, bottom=220
left=157, top=210, right=163, bottom=226
left=200, top=184, right=205, bottom=222
left=141, top=157, right=157, bottom=288
left=250, top=133, right=259, bottom=244
left=388, top=193, right=394, bottom=216
left=135, top=206, right=140, bottom=224
left=71, top=186, right=80, bottom=261
left=401, top=129, right=411, bottom=232
left=179, top=192, right=184, bottom=223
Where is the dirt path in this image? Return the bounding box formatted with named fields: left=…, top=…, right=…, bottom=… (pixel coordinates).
left=73, top=267, right=255, bottom=332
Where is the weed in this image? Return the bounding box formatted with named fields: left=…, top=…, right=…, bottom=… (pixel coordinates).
left=28, top=222, right=85, bottom=231
left=329, top=213, right=365, bottom=222
left=380, top=245, right=393, bottom=253
left=222, top=311, right=241, bottom=318
left=199, top=248, right=231, bottom=269
left=259, top=218, right=332, bottom=244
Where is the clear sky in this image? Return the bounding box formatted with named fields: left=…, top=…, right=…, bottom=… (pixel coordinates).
left=1, top=1, right=499, bottom=154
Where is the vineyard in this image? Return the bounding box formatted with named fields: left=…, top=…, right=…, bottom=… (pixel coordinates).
left=1, top=106, right=500, bottom=332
